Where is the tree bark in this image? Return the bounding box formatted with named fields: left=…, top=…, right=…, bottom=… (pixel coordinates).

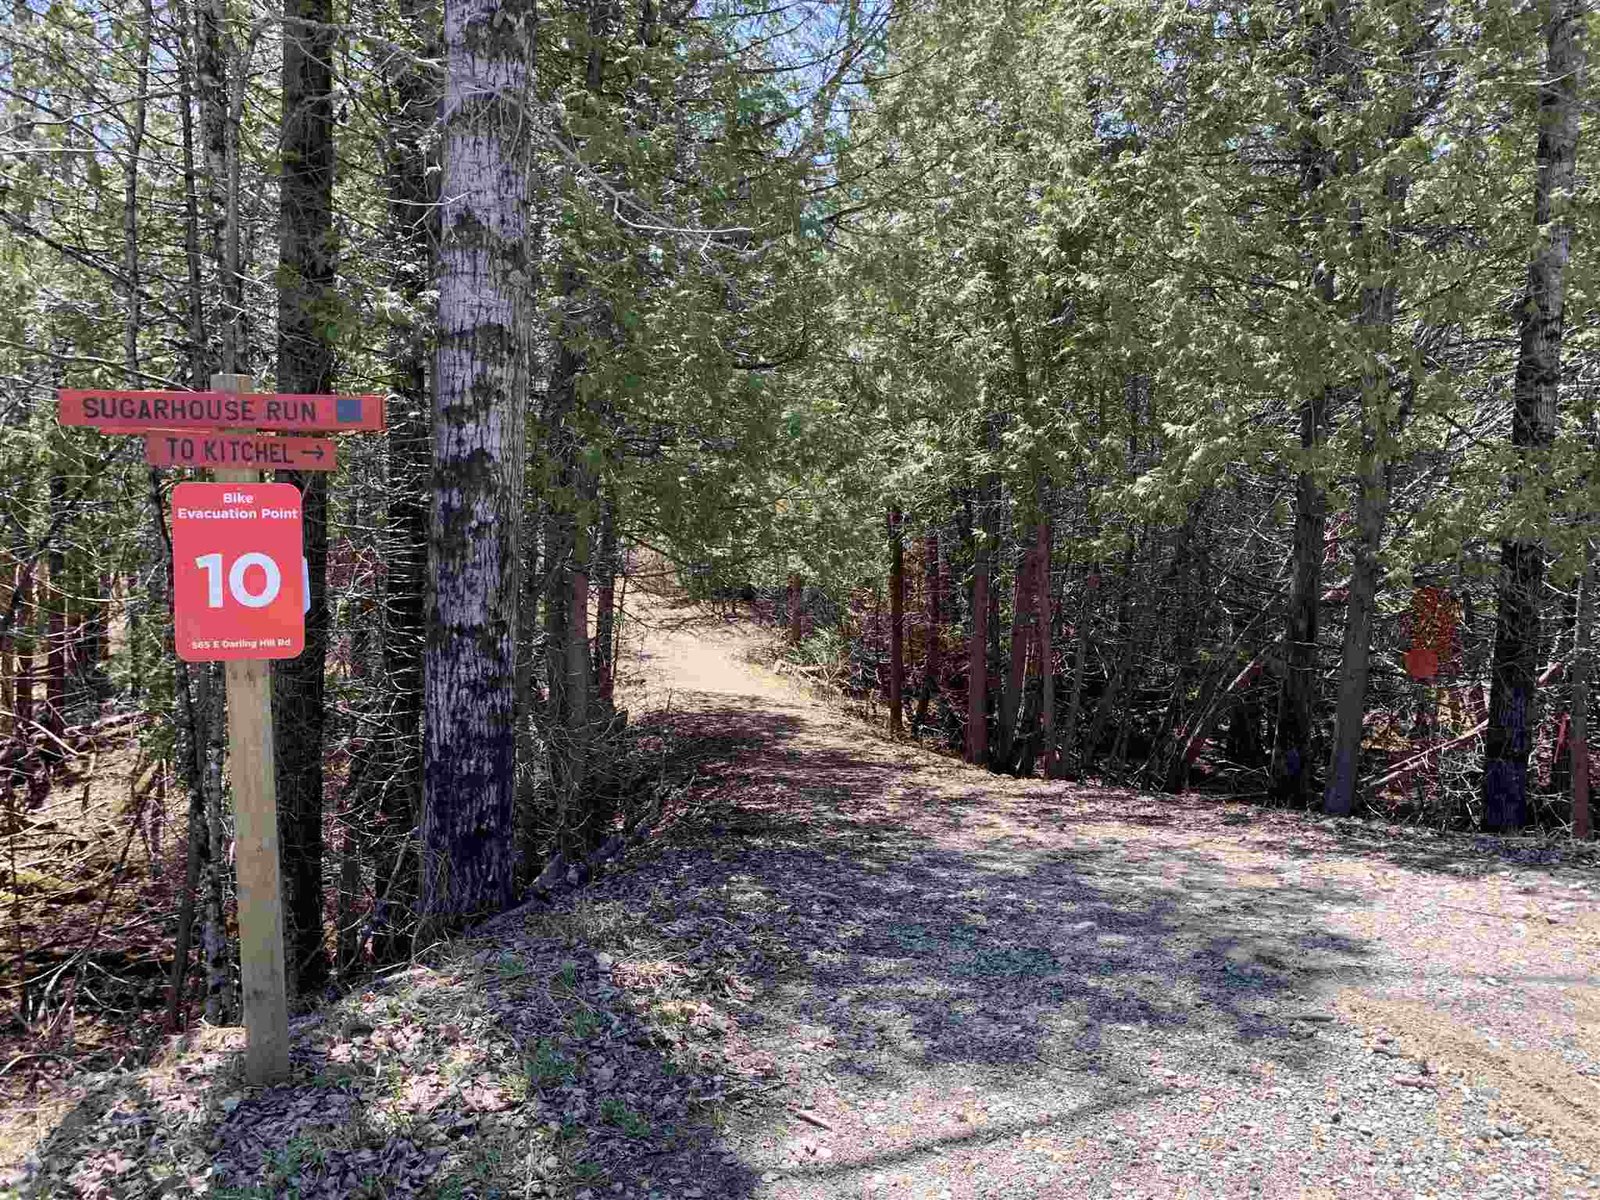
left=10, top=570, right=30, bottom=733
left=913, top=529, right=939, bottom=733
left=1323, top=442, right=1387, bottom=815
left=565, top=544, right=593, bottom=851
left=1270, top=3, right=1348, bottom=804
left=192, top=0, right=242, bottom=371
left=199, top=663, right=232, bottom=1022
left=595, top=499, right=619, bottom=707
left=422, top=0, right=534, bottom=919
left=372, top=0, right=436, bottom=962
left=997, top=539, right=1035, bottom=770
left=1271, top=392, right=1327, bottom=805
left=888, top=507, right=903, bottom=736
left=1573, top=539, right=1594, bottom=839
left=1484, top=0, right=1585, bottom=831
left=1035, top=521, right=1058, bottom=778
left=788, top=574, right=804, bottom=645
left=270, top=0, right=337, bottom=991
left=1325, top=192, right=1404, bottom=814
left=44, top=473, right=66, bottom=747
left=1058, top=562, right=1094, bottom=778
left=966, top=530, right=990, bottom=766
left=1087, top=535, right=1140, bottom=771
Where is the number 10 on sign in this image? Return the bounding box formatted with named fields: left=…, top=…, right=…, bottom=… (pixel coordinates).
left=171, top=482, right=306, bottom=661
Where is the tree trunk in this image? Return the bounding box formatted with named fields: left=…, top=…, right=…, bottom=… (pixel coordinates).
left=1035, top=521, right=1058, bottom=778
left=595, top=499, right=619, bottom=707
left=1058, top=562, right=1094, bottom=778
left=421, top=0, right=534, bottom=919
left=371, top=0, right=435, bottom=962
left=1325, top=181, right=1405, bottom=813
left=192, top=0, right=239, bottom=371
left=270, top=0, right=337, bottom=991
left=1484, top=0, right=1585, bottom=831
left=10, top=569, right=30, bottom=733
left=913, top=530, right=939, bottom=733
left=888, top=507, right=903, bottom=736
left=788, top=574, right=804, bottom=645
left=1573, top=539, right=1594, bottom=840
left=44, top=473, right=66, bottom=746
left=966, top=531, right=990, bottom=765
left=199, top=663, right=233, bottom=1022
left=1087, top=535, right=1140, bottom=770
left=1271, top=392, right=1327, bottom=805
left=1323, top=445, right=1387, bottom=815
left=122, top=0, right=155, bottom=712
left=565, top=544, right=593, bottom=852
left=0, top=572, right=13, bottom=741
left=997, top=539, right=1035, bottom=770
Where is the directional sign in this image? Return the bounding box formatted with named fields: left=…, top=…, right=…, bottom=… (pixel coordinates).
left=146, top=432, right=337, bottom=472
left=59, top=389, right=385, bottom=432
left=170, top=483, right=305, bottom=661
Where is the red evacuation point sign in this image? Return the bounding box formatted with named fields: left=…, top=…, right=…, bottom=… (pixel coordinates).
left=146, top=432, right=337, bottom=471
left=171, top=483, right=306, bottom=662
left=59, top=389, right=384, bottom=432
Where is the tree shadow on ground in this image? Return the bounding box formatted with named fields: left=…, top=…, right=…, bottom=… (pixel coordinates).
left=8, top=929, right=772, bottom=1199
left=15, top=694, right=1502, bottom=1198
left=562, top=703, right=1398, bottom=1189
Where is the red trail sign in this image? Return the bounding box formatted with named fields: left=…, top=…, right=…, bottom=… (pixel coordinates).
left=170, top=483, right=306, bottom=662
left=59, top=389, right=384, bottom=432
left=146, top=432, right=337, bottom=471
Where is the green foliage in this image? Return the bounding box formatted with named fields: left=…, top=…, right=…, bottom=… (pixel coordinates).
left=527, top=1038, right=576, bottom=1086
left=793, top=627, right=848, bottom=672
left=569, top=1007, right=601, bottom=1039
left=598, top=1097, right=651, bottom=1138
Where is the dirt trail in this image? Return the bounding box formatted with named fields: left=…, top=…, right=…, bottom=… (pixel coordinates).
left=10, top=599, right=1600, bottom=1200
left=612, top=598, right=1600, bottom=1199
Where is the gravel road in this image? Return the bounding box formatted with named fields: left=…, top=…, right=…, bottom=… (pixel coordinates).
left=609, top=602, right=1600, bottom=1200
left=10, top=600, right=1598, bottom=1200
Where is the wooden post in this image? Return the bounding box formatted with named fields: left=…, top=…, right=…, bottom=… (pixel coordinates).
left=212, top=372, right=291, bottom=1084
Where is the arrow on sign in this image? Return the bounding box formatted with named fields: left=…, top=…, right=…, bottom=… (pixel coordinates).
left=145, top=433, right=339, bottom=472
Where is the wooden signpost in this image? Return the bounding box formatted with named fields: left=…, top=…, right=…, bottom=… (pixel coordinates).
left=58, top=374, right=384, bottom=1084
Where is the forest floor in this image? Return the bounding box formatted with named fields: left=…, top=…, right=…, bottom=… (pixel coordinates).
left=7, top=596, right=1600, bottom=1199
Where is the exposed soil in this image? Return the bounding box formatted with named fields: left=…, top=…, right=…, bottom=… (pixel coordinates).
left=7, top=597, right=1600, bottom=1199
left=1, top=729, right=186, bottom=1153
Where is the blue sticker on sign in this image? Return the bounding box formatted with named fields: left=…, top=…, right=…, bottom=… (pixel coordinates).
left=336, top=397, right=362, bottom=424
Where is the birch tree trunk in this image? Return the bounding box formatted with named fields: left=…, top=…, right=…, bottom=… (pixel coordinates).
left=271, top=0, right=337, bottom=991
left=1484, top=0, right=1585, bottom=831
left=422, top=0, right=534, bottom=919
